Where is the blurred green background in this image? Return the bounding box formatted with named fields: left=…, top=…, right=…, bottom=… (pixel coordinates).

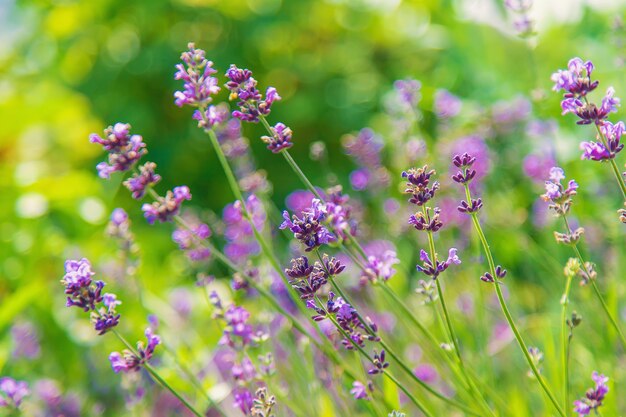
left=2, top=0, right=626, bottom=415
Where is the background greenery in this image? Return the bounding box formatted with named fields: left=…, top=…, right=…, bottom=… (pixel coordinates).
left=1, top=0, right=626, bottom=415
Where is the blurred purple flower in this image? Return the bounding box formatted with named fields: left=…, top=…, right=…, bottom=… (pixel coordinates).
left=0, top=377, right=29, bottom=409
left=434, top=89, right=462, bottom=119
left=11, top=322, right=40, bottom=359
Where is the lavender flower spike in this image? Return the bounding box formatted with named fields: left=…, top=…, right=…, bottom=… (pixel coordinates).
left=142, top=186, right=192, bottom=224
left=0, top=377, right=29, bottom=409
left=280, top=199, right=336, bottom=251
left=225, top=65, right=281, bottom=123
left=91, top=124, right=147, bottom=179
left=174, top=42, right=220, bottom=108
left=261, top=122, right=294, bottom=153
left=541, top=167, right=578, bottom=217
left=109, top=327, right=161, bottom=373
left=573, top=371, right=609, bottom=416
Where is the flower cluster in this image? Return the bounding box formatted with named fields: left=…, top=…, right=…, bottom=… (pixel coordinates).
left=408, top=207, right=443, bottom=232
left=343, top=129, right=389, bottom=190
left=225, top=65, right=281, bottom=123
left=580, top=120, right=624, bottom=161
left=552, top=58, right=623, bottom=138
left=540, top=167, right=578, bottom=216
left=90, top=123, right=147, bottom=179
left=109, top=328, right=161, bottom=373
left=280, top=199, right=336, bottom=251
left=106, top=208, right=135, bottom=252
left=402, top=166, right=439, bottom=206
left=91, top=124, right=194, bottom=228
left=504, top=0, right=534, bottom=36
left=223, top=195, right=266, bottom=263
left=61, top=258, right=120, bottom=335
left=434, top=89, right=462, bottom=119
left=573, top=372, right=609, bottom=416
left=480, top=265, right=507, bottom=283
left=359, top=250, right=399, bottom=285
left=251, top=387, right=276, bottom=417
left=285, top=255, right=345, bottom=300
left=415, top=248, right=461, bottom=280
left=172, top=219, right=211, bottom=261
left=209, top=293, right=272, bottom=414
left=0, top=377, right=29, bottom=410
left=123, top=162, right=161, bottom=199
left=142, top=186, right=192, bottom=224
left=261, top=122, right=293, bottom=153
left=174, top=42, right=220, bottom=108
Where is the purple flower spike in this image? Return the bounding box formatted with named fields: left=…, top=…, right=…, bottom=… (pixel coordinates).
left=541, top=167, right=578, bottom=216
left=551, top=57, right=597, bottom=97
left=109, top=327, right=161, bottom=373
left=174, top=43, right=220, bottom=108
left=91, top=124, right=147, bottom=179
left=434, top=89, right=462, bottom=119
left=350, top=381, right=369, bottom=400
left=0, top=377, right=29, bottom=409
left=580, top=120, right=624, bottom=161
left=416, top=248, right=461, bottom=280
left=261, top=122, right=293, bottom=153
left=573, top=371, right=609, bottom=416
left=141, top=186, right=192, bottom=224
left=280, top=199, right=336, bottom=251
left=172, top=220, right=212, bottom=261
left=225, top=65, right=281, bottom=122
left=402, top=166, right=439, bottom=206
left=123, top=162, right=161, bottom=199
left=360, top=250, right=399, bottom=284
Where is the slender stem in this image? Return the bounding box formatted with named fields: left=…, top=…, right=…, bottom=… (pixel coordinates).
left=562, top=216, right=626, bottom=349
left=110, top=330, right=204, bottom=417
left=322, top=302, right=434, bottom=416
left=465, top=185, right=566, bottom=417
left=560, top=270, right=574, bottom=417
left=258, top=116, right=477, bottom=415
left=422, top=207, right=496, bottom=417
left=143, top=363, right=204, bottom=417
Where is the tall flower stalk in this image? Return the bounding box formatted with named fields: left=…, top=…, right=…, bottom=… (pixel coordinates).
left=541, top=167, right=626, bottom=349
left=453, top=153, right=567, bottom=417
left=551, top=57, right=626, bottom=206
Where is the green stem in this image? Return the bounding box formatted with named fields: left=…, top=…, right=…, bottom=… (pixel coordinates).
left=562, top=216, right=626, bottom=349
left=111, top=330, right=204, bottom=417
left=144, top=363, right=204, bottom=417
left=322, top=303, right=434, bottom=416
left=422, top=208, right=496, bottom=417
left=465, top=186, right=566, bottom=417
left=560, top=270, right=574, bottom=417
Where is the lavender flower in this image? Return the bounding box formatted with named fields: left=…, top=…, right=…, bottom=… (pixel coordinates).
left=573, top=371, right=609, bottom=416
left=225, top=65, right=281, bottom=122
left=106, top=208, right=135, bottom=251
left=0, top=377, right=29, bottom=409
left=192, top=103, right=229, bottom=129
left=393, top=79, right=421, bottom=110
left=415, top=248, right=461, bottom=280
left=61, top=258, right=121, bottom=334
left=402, top=166, right=439, bottom=206
left=480, top=265, right=507, bottom=283
left=61, top=258, right=102, bottom=311
left=551, top=58, right=598, bottom=98
left=174, top=43, right=220, bottom=108
left=408, top=207, right=443, bottom=232
left=141, top=186, right=192, bottom=224
left=91, top=124, right=147, bottom=179
left=219, top=305, right=255, bottom=348
left=350, top=381, right=369, bottom=400
left=172, top=220, right=211, bottom=261
left=11, top=321, right=40, bottom=359
left=540, top=167, right=578, bottom=216
left=109, top=328, right=161, bottom=373
left=261, top=122, right=293, bottom=153
left=368, top=349, right=389, bottom=375
left=234, top=389, right=255, bottom=414
left=280, top=199, right=336, bottom=251
left=286, top=254, right=345, bottom=300
left=434, top=89, right=462, bottom=119
left=580, top=120, right=625, bottom=160
left=223, top=195, right=266, bottom=263
left=123, top=162, right=161, bottom=199
left=360, top=250, right=399, bottom=284
left=251, top=387, right=276, bottom=417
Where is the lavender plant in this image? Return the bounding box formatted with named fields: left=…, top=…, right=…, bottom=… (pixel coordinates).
left=7, top=41, right=621, bottom=417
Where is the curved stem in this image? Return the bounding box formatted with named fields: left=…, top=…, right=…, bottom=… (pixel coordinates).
left=465, top=185, right=566, bottom=417
left=422, top=208, right=496, bottom=417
